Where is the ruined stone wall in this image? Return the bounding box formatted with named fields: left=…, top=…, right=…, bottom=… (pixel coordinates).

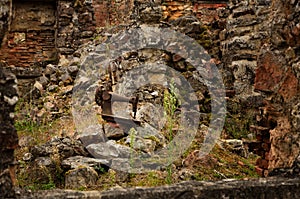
left=0, top=0, right=57, bottom=68
left=253, top=0, right=300, bottom=176
left=162, top=0, right=227, bottom=22
left=221, top=0, right=271, bottom=97
left=0, top=0, right=11, bottom=45
left=220, top=0, right=300, bottom=176
left=0, top=66, right=19, bottom=198
left=0, top=0, right=97, bottom=69
left=19, top=178, right=300, bottom=199
left=0, top=0, right=227, bottom=73
left=0, top=0, right=99, bottom=97
left=57, top=0, right=96, bottom=55
left=93, top=0, right=134, bottom=27
left=0, top=0, right=298, bottom=183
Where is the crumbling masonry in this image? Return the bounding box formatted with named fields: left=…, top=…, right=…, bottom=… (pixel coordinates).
left=0, top=0, right=300, bottom=197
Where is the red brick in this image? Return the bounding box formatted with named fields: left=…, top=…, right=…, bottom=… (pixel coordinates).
left=255, top=166, right=264, bottom=176
left=255, top=52, right=285, bottom=92
left=278, top=68, right=298, bottom=101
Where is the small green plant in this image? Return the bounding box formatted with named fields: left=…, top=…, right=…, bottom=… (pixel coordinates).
left=14, top=97, right=53, bottom=145
left=146, top=172, right=160, bottom=186
left=39, top=166, right=56, bottom=190
left=77, top=186, right=87, bottom=191
left=163, top=81, right=178, bottom=142
left=128, top=127, right=137, bottom=173
left=163, top=80, right=179, bottom=184
left=165, top=166, right=173, bottom=184
left=41, top=180, right=56, bottom=190
left=94, top=165, right=106, bottom=174
left=14, top=98, right=38, bottom=133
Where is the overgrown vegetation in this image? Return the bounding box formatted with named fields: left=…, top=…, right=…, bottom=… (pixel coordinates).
left=15, top=85, right=259, bottom=191
left=15, top=97, right=74, bottom=190
left=224, top=100, right=257, bottom=139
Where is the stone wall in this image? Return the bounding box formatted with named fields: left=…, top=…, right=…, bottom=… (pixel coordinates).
left=19, top=178, right=300, bottom=199
left=0, top=66, right=19, bottom=198
left=0, top=0, right=98, bottom=97
left=0, top=0, right=97, bottom=69
left=221, top=0, right=271, bottom=97
left=0, top=0, right=228, bottom=70
left=57, top=0, right=96, bottom=55
left=220, top=0, right=300, bottom=176
left=93, top=0, right=134, bottom=27
left=253, top=0, right=300, bottom=176
left=0, top=0, right=57, bottom=68
left=0, top=0, right=11, bottom=45
left=0, top=0, right=299, bottom=186
left=0, top=0, right=228, bottom=76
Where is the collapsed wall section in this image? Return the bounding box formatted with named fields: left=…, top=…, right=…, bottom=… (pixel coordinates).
left=0, top=0, right=299, bottom=182
left=221, top=0, right=300, bottom=176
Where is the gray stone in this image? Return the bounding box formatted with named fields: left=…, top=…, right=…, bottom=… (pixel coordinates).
left=78, top=124, right=107, bottom=146
left=220, top=139, right=247, bottom=157
left=50, top=73, right=58, bottom=82
left=125, top=135, right=156, bottom=154
left=23, top=153, right=33, bottom=162
left=48, top=85, right=58, bottom=92
left=39, top=75, right=49, bottom=86
left=35, top=157, right=53, bottom=167
left=103, top=124, right=125, bottom=140
left=31, top=145, right=48, bottom=157
left=136, top=103, right=165, bottom=130
left=136, top=123, right=166, bottom=147
left=33, top=81, right=44, bottom=94
left=31, top=137, right=89, bottom=159
left=67, top=65, right=79, bottom=75
left=65, top=166, right=98, bottom=189
left=60, top=72, right=73, bottom=84
left=86, top=140, right=134, bottom=160
left=44, top=64, right=57, bottom=76
left=3, top=95, right=18, bottom=106
left=110, top=158, right=142, bottom=173
left=86, top=142, right=118, bottom=159
left=61, top=156, right=109, bottom=170
left=19, top=178, right=300, bottom=199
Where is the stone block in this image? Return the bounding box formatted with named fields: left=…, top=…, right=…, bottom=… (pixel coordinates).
left=254, top=52, right=285, bottom=92
left=65, top=166, right=98, bottom=189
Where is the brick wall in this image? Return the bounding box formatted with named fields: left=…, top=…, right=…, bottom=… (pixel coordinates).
left=92, top=0, right=134, bottom=27
left=0, top=0, right=57, bottom=68
left=0, top=0, right=227, bottom=69
left=0, top=0, right=98, bottom=69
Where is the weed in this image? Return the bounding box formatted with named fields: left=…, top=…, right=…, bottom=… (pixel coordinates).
left=77, top=186, right=87, bottom=191
left=165, top=166, right=173, bottom=184
left=94, top=165, right=106, bottom=174
left=145, top=172, right=160, bottom=186
left=128, top=128, right=137, bottom=173
left=163, top=80, right=179, bottom=184
left=41, top=180, right=56, bottom=190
